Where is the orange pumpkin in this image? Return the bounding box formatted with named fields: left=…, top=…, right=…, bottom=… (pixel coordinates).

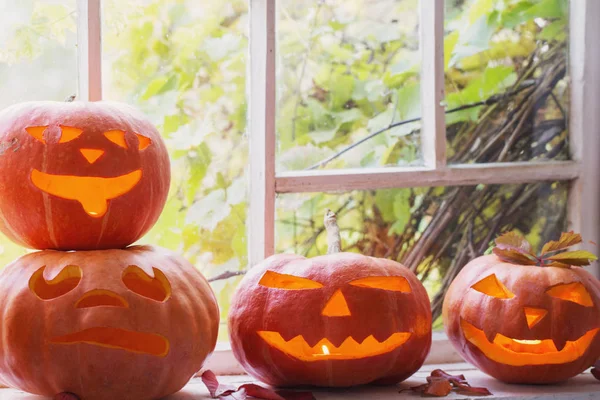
left=228, top=210, right=432, bottom=387
left=443, top=233, right=600, bottom=383
left=0, top=246, right=219, bottom=400
left=0, top=100, right=170, bottom=250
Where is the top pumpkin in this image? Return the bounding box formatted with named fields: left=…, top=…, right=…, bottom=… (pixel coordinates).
left=0, top=101, right=170, bottom=250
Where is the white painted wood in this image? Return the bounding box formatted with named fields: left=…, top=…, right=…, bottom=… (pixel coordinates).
left=248, top=0, right=276, bottom=267
left=568, top=0, right=600, bottom=277
left=420, top=0, right=447, bottom=168
left=76, top=0, right=102, bottom=101
left=275, top=161, right=580, bottom=193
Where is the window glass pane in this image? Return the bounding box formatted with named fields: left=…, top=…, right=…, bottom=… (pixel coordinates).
left=276, top=0, right=421, bottom=171
left=276, top=181, right=568, bottom=328
left=103, top=0, right=248, bottom=339
left=0, top=0, right=77, bottom=263
left=444, top=0, right=569, bottom=163
left=0, top=0, right=77, bottom=107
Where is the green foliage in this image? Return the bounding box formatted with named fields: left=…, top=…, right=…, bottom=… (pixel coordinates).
left=0, top=2, right=75, bottom=63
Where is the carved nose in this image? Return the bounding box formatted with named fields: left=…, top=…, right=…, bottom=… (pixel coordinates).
left=523, top=307, right=548, bottom=329
left=75, top=289, right=128, bottom=308
left=79, top=148, right=105, bottom=164
left=322, top=289, right=351, bottom=317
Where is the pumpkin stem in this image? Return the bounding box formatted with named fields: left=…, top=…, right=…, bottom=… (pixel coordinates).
left=65, top=94, right=76, bottom=102
left=324, top=209, right=342, bottom=254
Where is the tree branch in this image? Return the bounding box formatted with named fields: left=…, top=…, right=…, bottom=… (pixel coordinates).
left=306, top=79, right=536, bottom=170
left=208, top=270, right=246, bottom=283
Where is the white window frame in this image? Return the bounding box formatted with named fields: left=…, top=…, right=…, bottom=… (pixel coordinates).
left=75, top=0, right=600, bottom=373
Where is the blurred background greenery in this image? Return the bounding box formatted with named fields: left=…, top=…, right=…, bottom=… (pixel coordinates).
left=0, top=0, right=569, bottom=336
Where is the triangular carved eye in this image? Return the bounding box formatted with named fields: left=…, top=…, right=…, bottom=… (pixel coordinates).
left=58, top=126, right=83, bottom=143
left=546, top=282, right=593, bottom=307
left=104, top=130, right=128, bottom=149
left=349, top=276, right=411, bottom=292
left=25, top=126, right=48, bottom=143
left=135, top=133, right=152, bottom=150
left=471, top=274, right=515, bottom=299
left=259, top=270, right=323, bottom=290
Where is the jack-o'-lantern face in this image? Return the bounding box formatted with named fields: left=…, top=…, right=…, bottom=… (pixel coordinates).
left=460, top=274, right=599, bottom=366
left=0, top=101, right=171, bottom=250
left=26, top=125, right=152, bottom=218
left=0, top=247, right=219, bottom=399
left=255, top=270, right=414, bottom=361
left=29, top=263, right=171, bottom=356
left=229, top=252, right=433, bottom=387
left=443, top=254, right=600, bottom=384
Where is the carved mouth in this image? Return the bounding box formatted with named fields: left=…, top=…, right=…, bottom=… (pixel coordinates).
left=461, top=319, right=599, bottom=366
left=258, top=331, right=411, bottom=361
left=50, top=327, right=169, bottom=357
left=31, top=169, right=142, bottom=217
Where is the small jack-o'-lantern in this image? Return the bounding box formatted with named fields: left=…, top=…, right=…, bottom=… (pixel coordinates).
left=443, top=232, right=600, bottom=383
left=0, top=100, right=170, bottom=250
left=0, top=246, right=219, bottom=400
left=229, top=210, right=432, bottom=387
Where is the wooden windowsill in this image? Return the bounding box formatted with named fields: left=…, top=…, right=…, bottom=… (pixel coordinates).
left=1, top=363, right=598, bottom=399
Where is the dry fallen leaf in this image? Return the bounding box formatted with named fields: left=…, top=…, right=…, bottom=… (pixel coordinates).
left=200, top=370, right=315, bottom=400
left=201, top=369, right=237, bottom=397
left=423, top=377, right=452, bottom=397
left=403, top=369, right=492, bottom=397
left=430, top=370, right=467, bottom=385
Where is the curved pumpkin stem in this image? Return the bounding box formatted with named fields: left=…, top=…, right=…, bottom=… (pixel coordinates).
left=324, top=209, right=342, bottom=254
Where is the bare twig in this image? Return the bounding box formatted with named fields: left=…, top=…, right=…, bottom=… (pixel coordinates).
left=208, top=270, right=246, bottom=282
left=306, top=80, right=536, bottom=170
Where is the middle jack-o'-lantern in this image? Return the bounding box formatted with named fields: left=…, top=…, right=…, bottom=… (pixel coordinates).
left=443, top=232, right=600, bottom=384
left=0, top=246, right=219, bottom=400
left=229, top=210, right=432, bottom=387
left=0, top=100, right=170, bottom=250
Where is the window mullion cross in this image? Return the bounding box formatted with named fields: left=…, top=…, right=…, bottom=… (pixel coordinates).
left=249, top=0, right=277, bottom=267
left=77, top=0, right=102, bottom=101
left=420, top=0, right=446, bottom=169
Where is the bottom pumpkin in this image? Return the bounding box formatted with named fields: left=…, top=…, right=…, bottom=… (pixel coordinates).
left=0, top=246, right=219, bottom=400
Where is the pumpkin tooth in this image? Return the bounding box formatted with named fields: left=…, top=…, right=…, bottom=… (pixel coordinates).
left=553, top=338, right=567, bottom=352
left=287, top=335, right=308, bottom=347
left=485, top=328, right=497, bottom=344
left=360, top=335, right=380, bottom=347
left=337, top=337, right=360, bottom=354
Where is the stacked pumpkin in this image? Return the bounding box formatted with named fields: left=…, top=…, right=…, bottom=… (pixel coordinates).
left=0, top=101, right=219, bottom=400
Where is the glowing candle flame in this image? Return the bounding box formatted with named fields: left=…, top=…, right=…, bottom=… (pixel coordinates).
left=321, top=345, right=330, bottom=355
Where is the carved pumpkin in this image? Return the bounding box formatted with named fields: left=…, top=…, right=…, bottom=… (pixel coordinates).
left=0, top=246, right=219, bottom=400
left=228, top=210, right=432, bottom=387
left=0, top=100, right=170, bottom=250
left=443, top=232, right=600, bottom=383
